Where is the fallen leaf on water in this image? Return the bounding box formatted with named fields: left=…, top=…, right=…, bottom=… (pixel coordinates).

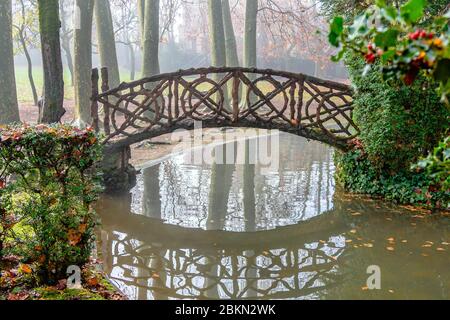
left=421, top=244, right=432, bottom=248
left=388, top=289, right=394, bottom=294
left=441, top=242, right=449, bottom=246
left=151, top=273, right=160, bottom=279
left=361, top=286, right=369, bottom=291
left=386, top=247, right=395, bottom=251
left=364, top=243, right=373, bottom=248
left=401, top=240, right=408, bottom=243
left=425, top=241, right=434, bottom=244
left=349, top=229, right=357, bottom=234
left=436, top=247, right=445, bottom=252
left=421, top=253, right=429, bottom=257
left=387, top=237, right=395, bottom=242
left=351, top=212, right=362, bottom=216
left=345, top=239, right=353, bottom=243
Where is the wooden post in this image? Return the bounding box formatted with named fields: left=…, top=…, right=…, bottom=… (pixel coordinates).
left=232, top=72, right=240, bottom=123
left=174, top=78, right=180, bottom=118
left=296, top=77, right=305, bottom=125
left=167, top=79, right=173, bottom=125
left=101, top=67, right=111, bottom=136
left=91, top=68, right=99, bottom=132
left=289, top=81, right=296, bottom=122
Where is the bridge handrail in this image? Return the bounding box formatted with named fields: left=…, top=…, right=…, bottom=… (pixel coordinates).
left=95, top=66, right=352, bottom=98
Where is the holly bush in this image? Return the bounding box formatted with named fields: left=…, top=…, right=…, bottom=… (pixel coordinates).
left=0, top=124, right=102, bottom=284
left=329, top=0, right=450, bottom=103
left=327, top=0, right=450, bottom=207
left=345, top=53, right=449, bottom=173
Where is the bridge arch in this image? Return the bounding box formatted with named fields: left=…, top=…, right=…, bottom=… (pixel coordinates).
left=90, top=67, right=358, bottom=192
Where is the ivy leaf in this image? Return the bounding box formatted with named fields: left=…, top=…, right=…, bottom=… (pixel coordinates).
left=329, top=16, right=344, bottom=47
left=374, top=29, right=399, bottom=49
left=400, top=0, right=426, bottom=24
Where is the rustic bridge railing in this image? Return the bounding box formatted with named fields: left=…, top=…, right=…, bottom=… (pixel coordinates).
left=91, top=67, right=358, bottom=150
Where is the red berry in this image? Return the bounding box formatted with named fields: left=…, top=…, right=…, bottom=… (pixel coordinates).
left=364, top=53, right=376, bottom=64
left=409, top=32, right=419, bottom=40
left=419, top=30, right=427, bottom=39
left=367, top=43, right=374, bottom=51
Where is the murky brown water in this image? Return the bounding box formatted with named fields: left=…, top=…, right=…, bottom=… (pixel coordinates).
left=97, top=133, right=449, bottom=300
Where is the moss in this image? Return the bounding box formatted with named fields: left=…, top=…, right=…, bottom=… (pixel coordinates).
left=34, top=287, right=106, bottom=300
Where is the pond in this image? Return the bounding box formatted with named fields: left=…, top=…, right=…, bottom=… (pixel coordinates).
left=96, top=132, right=449, bottom=300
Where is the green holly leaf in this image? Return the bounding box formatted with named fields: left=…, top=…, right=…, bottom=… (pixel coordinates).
left=374, top=29, right=399, bottom=49
left=381, top=49, right=396, bottom=63
left=329, top=16, right=344, bottom=47
left=400, top=0, right=426, bottom=24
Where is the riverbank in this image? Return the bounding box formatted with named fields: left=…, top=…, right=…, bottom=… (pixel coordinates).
left=0, top=255, right=126, bottom=300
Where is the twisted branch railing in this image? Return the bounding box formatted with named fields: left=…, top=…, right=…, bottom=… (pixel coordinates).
left=91, top=67, right=358, bottom=150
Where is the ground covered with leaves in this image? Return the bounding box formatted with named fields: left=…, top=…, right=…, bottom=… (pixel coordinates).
left=0, top=256, right=125, bottom=300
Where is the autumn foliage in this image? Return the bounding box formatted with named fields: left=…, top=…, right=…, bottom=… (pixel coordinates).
left=0, top=124, right=102, bottom=284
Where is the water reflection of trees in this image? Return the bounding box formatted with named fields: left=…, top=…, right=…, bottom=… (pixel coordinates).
left=133, top=134, right=335, bottom=231
left=98, top=134, right=449, bottom=299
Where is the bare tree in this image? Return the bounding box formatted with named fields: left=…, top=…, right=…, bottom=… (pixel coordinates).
left=13, top=0, right=39, bottom=106
left=73, top=0, right=94, bottom=126
left=0, top=0, right=20, bottom=124
left=60, top=0, right=74, bottom=86
left=37, top=0, right=65, bottom=123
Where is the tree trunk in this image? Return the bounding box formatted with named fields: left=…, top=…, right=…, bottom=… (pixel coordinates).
left=241, top=0, right=258, bottom=107
left=0, top=0, right=20, bottom=124
left=19, top=31, right=39, bottom=106
left=60, top=2, right=74, bottom=86
left=221, top=0, right=239, bottom=67
left=94, top=0, right=120, bottom=89
left=37, top=0, right=65, bottom=124
left=207, top=0, right=226, bottom=68
left=73, top=0, right=94, bottom=126
left=128, top=43, right=136, bottom=81
left=207, top=0, right=228, bottom=106
left=141, top=0, right=160, bottom=78
left=243, top=0, right=258, bottom=68
left=137, top=0, right=145, bottom=47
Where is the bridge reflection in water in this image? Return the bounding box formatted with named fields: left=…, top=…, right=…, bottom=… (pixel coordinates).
left=97, top=134, right=450, bottom=300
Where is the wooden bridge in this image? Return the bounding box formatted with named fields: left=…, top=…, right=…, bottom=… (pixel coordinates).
left=90, top=67, right=358, bottom=191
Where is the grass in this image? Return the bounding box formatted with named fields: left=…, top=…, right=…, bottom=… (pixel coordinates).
left=15, top=65, right=350, bottom=108
left=15, top=66, right=134, bottom=104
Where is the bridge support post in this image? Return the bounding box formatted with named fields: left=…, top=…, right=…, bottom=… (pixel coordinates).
left=100, top=146, right=137, bottom=194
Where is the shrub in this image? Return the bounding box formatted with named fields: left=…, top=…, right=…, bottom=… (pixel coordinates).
left=0, top=124, right=102, bottom=283
left=413, top=135, right=450, bottom=191
left=335, top=147, right=449, bottom=209
left=346, top=53, right=449, bottom=173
